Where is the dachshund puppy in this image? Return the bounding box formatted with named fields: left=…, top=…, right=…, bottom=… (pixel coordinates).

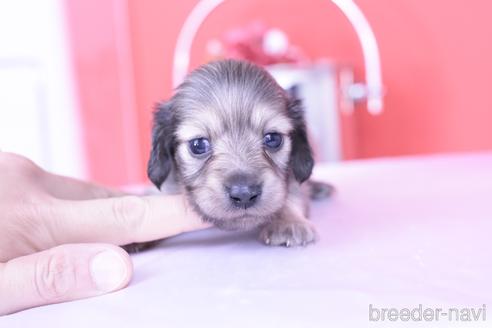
left=147, top=59, right=324, bottom=247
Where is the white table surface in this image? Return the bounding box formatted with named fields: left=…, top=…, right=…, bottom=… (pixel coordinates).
left=2, top=153, right=491, bottom=327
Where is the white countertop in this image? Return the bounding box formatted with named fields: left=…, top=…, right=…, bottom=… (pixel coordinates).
left=3, top=153, right=492, bottom=327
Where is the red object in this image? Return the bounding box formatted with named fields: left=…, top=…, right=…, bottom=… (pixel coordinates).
left=218, top=22, right=306, bottom=65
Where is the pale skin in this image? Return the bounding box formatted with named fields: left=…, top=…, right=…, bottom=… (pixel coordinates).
left=0, top=152, right=210, bottom=315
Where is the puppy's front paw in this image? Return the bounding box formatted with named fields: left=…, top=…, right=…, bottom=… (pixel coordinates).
left=259, top=220, right=317, bottom=247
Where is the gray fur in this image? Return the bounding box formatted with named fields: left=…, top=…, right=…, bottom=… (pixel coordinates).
left=148, top=59, right=317, bottom=246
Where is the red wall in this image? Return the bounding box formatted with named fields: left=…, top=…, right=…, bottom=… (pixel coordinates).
left=128, top=0, right=492, bottom=157
left=67, top=0, right=492, bottom=185
left=66, top=0, right=143, bottom=185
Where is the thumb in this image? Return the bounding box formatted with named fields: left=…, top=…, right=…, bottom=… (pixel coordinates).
left=0, top=244, right=132, bottom=315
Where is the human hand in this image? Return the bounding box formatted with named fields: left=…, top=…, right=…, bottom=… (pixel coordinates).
left=0, top=153, right=209, bottom=315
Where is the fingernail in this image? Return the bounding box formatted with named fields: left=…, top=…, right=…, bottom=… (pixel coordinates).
left=90, top=250, right=128, bottom=292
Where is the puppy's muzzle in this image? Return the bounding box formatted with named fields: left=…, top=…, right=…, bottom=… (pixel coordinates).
left=225, top=173, right=262, bottom=209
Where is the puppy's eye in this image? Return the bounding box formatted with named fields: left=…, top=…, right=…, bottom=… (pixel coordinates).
left=189, top=138, right=211, bottom=155
left=263, top=133, right=283, bottom=150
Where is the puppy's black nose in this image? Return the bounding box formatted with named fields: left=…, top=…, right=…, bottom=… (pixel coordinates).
left=226, top=174, right=262, bottom=209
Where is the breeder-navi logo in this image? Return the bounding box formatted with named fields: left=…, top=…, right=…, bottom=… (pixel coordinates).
left=369, top=304, right=486, bottom=322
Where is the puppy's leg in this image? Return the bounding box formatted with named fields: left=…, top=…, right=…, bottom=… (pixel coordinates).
left=259, top=182, right=317, bottom=247
left=259, top=211, right=317, bottom=247
left=122, top=240, right=161, bottom=253
left=306, top=180, right=335, bottom=200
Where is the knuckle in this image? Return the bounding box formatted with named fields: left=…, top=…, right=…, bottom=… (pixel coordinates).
left=34, top=248, right=76, bottom=301
left=112, top=196, right=149, bottom=238
left=0, top=152, right=37, bottom=171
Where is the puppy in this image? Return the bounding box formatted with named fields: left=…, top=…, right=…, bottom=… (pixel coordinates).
left=147, top=59, right=325, bottom=247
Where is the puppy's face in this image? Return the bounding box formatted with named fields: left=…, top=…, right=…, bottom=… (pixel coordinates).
left=148, top=60, right=313, bottom=230
left=174, top=100, right=293, bottom=230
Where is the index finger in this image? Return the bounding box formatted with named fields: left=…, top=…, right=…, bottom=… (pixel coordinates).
left=45, top=195, right=211, bottom=247
left=42, top=172, right=127, bottom=200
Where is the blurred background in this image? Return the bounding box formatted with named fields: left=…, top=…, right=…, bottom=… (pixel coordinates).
left=1, top=0, right=491, bottom=187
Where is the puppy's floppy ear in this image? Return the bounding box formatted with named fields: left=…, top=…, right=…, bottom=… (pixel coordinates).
left=147, top=101, right=177, bottom=189
left=286, top=95, right=314, bottom=183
